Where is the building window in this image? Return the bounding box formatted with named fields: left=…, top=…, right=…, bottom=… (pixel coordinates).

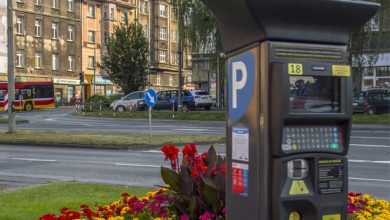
left=68, top=25, right=74, bottom=41
left=160, top=4, right=167, bottom=17
left=139, top=0, right=143, bottom=14
left=16, top=50, right=24, bottom=67
left=172, top=31, right=178, bottom=43
left=104, top=31, right=109, bottom=44
left=110, top=8, right=115, bottom=20
left=68, top=55, right=75, bottom=71
left=171, top=53, right=178, bottom=65
left=16, top=0, right=24, bottom=3
left=52, top=0, right=59, bottom=8
left=159, top=27, right=167, bottom=40
left=171, top=7, right=177, bottom=21
left=16, top=16, right=24, bottom=35
left=52, top=23, right=59, bottom=39
left=156, top=73, right=161, bottom=85
left=88, top=56, right=95, bottom=69
left=88, top=31, right=95, bottom=43
left=103, top=6, right=109, bottom=19
left=35, top=20, right=42, bottom=37
left=169, top=75, right=173, bottom=86
left=144, top=1, right=149, bottom=14
left=144, top=25, right=148, bottom=38
left=35, top=0, right=42, bottom=6
left=52, top=54, right=59, bottom=70
left=159, top=50, right=166, bottom=63
left=88, top=5, right=95, bottom=18
left=34, top=52, right=42, bottom=69
left=68, top=0, right=74, bottom=11
left=121, top=11, right=128, bottom=24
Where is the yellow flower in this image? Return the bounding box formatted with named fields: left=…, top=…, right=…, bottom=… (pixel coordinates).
left=132, top=218, right=139, bottom=220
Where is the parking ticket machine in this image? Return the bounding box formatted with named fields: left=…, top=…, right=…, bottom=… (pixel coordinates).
left=202, top=0, right=379, bottom=219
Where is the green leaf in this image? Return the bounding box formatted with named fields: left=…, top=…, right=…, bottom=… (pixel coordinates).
left=200, top=176, right=219, bottom=207
left=161, top=167, right=180, bottom=192
left=206, top=145, right=217, bottom=167
left=188, top=196, right=198, bottom=217
left=179, top=165, right=194, bottom=196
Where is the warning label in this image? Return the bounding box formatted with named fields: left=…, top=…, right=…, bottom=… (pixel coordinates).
left=232, top=163, right=249, bottom=196
left=289, top=180, right=310, bottom=195
left=318, top=159, right=344, bottom=194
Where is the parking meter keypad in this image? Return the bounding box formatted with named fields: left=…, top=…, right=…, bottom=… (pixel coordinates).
left=282, top=126, right=343, bottom=153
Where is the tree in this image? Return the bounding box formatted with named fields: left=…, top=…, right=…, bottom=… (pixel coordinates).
left=348, top=0, right=389, bottom=92
left=100, top=22, right=149, bottom=95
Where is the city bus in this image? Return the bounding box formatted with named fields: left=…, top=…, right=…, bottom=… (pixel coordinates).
left=0, top=81, right=55, bottom=111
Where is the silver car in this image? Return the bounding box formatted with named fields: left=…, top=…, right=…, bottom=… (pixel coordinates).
left=110, top=91, right=146, bottom=112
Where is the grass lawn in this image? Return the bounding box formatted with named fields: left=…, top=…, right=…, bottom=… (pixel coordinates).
left=352, top=114, right=390, bottom=124
left=0, top=182, right=151, bottom=220
left=72, top=110, right=226, bottom=121
left=0, top=130, right=225, bottom=148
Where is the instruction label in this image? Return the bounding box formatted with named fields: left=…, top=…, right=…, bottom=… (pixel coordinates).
left=232, top=127, right=249, bottom=162
left=318, top=159, right=344, bottom=194
left=232, top=163, right=249, bottom=196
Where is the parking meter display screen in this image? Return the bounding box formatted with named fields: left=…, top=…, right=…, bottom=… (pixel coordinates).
left=289, top=76, right=340, bottom=113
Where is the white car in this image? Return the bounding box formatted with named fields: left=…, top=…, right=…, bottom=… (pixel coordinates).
left=192, top=90, right=214, bottom=110
left=110, top=91, right=146, bottom=112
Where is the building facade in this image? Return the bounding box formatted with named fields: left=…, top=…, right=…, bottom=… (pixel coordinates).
left=137, top=0, right=192, bottom=92
left=0, top=0, right=83, bottom=104
left=352, top=9, right=390, bottom=92
left=81, top=0, right=137, bottom=98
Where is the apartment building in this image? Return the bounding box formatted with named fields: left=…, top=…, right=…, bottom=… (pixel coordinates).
left=137, top=0, right=193, bottom=91
left=0, top=0, right=83, bottom=103
left=81, top=0, right=137, bottom=97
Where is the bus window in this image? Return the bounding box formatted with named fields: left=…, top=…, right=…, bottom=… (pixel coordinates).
left=0, top=90, right=5, bottom=101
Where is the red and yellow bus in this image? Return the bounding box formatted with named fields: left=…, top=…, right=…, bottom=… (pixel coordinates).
left=0, top=81, right=55, bottom=111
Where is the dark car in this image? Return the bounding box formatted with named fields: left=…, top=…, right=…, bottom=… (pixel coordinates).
left=353, top=88, right=390, bottom=115
left=155, top=90, right=195, bottom=112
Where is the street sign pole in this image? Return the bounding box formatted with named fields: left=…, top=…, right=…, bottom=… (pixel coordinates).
left=145, top=88, right=157, bottom=143
left=7, top=0, right=15, bottom=133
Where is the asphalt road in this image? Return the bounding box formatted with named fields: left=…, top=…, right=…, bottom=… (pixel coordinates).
left=0, top=108, right=389, bottom=201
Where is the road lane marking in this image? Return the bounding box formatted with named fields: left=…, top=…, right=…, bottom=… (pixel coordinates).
left=11, top=158, right=57, bottom=162
left=173, top=128, right=209, bottom=131
left=350, top=144, right=390, bottom=148
left=351, top=136, right=390, bottom=140
left=115, top=163, right=160, bottom=168
left=349, top=177, right=390, bottom=182
left=349, top=159, right=390, bottom=164
left=352, top=130, right=389, bottom=134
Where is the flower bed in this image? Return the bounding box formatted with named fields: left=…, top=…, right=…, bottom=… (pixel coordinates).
left=40, top=144, right=389, bottom=220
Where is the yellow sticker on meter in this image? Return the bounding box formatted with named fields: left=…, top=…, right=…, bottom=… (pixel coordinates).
left=332, top=65, right=351, bottom=77
left=322, top=214, right=341, bottom=220
left=289, top=180, right=309, bottom=195
left=288, top=63, right=303, bottom=75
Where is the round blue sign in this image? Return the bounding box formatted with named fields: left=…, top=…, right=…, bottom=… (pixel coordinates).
left=145, top=89, right=157, bottom=107
left=228, top=51, right=255, bottom=121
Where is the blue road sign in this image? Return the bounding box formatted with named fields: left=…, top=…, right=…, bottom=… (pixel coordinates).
left=228, top=50, right=255, bottom=121
left=145, top=89, right=157, bottom=107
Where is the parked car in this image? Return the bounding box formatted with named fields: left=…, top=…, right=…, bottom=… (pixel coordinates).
left=353, top=88, right=390, bottom=115
left=155, top=90, right=195, bottom=112
left=110, top=91, right=146, bottom=112
left=192, top=90, right=214, bottom=110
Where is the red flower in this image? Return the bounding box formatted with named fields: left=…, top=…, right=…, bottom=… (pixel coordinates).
left=211, top=166, right=217, bottom=176
left=161, top=144, right=180, bottom=169
left=219, top=164, right=226, bottom=175
left=182, top=143, right=197, bottom=161
left=201, top=152, right=208, bottom=162
left=121, top=192, right=130, bottom=197
left=191, top=167, right=200, bottom=181
left=60, top=207, right=69, bottom=214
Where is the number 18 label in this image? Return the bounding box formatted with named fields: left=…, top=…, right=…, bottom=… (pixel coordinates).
left=288, top=63, right=303, bottom=75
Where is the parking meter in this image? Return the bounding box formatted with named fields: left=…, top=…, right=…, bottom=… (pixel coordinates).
left=201, top=0, right=379, bottom=219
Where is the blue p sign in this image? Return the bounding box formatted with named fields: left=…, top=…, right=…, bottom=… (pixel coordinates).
left=228, top=51, right=255, bottom=121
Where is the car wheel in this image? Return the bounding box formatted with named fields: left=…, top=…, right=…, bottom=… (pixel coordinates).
left=183, top=104, right=189, bottom=112
left=367, top=107, right=376, bottom=115
left=116, top=105, right=125, bottom=112
left=24, top=102, right=33, bottom=111
left=205, top=106, right=211, bottom=110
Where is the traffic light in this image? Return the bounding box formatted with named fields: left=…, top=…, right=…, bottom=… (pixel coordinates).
left=79, top=72, right=84, bottom=85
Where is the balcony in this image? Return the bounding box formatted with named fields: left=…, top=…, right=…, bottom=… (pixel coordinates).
left=112, top=0, right=136, bottom=9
